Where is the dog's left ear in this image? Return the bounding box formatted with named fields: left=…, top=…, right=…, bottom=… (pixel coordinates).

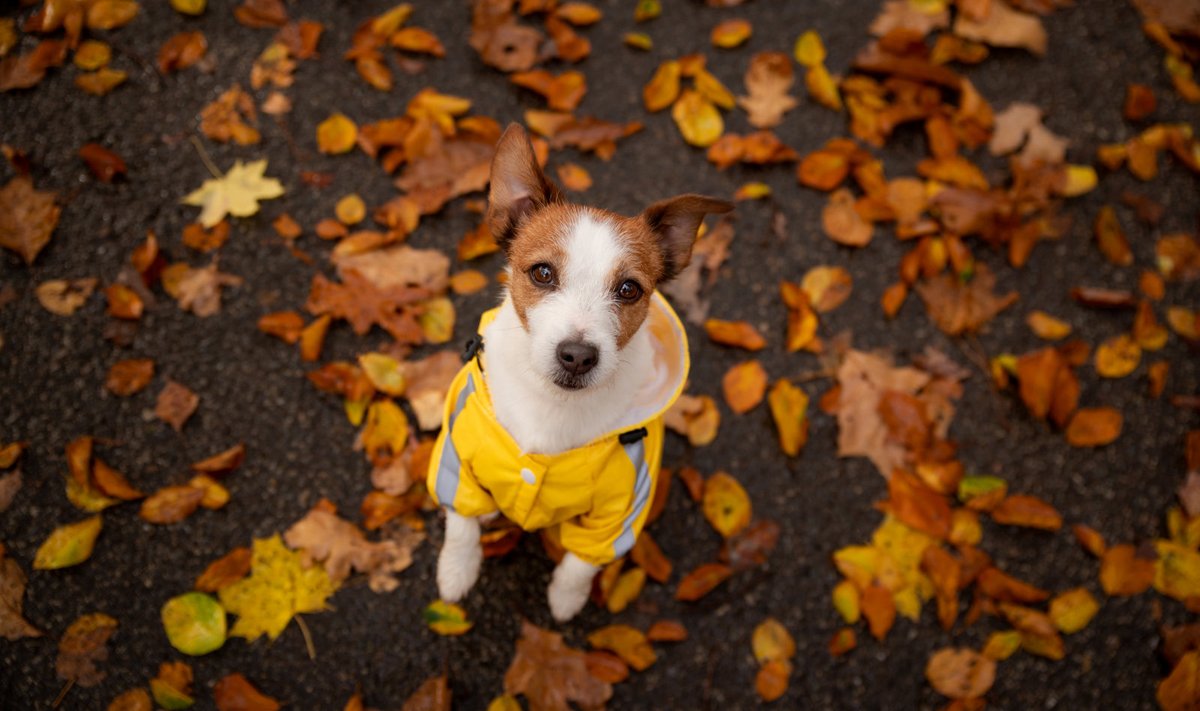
left=640, top=195, right=734, bottom=281
left=487, top=123, right=562, bottom=252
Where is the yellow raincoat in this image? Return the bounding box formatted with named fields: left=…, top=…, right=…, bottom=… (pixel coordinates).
left=427, top=292, right=689, bottom=567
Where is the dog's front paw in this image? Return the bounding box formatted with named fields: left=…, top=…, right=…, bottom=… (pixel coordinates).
left=437, top=539, right=483, bottom=602
left=547, top=553, right=598, bottom=623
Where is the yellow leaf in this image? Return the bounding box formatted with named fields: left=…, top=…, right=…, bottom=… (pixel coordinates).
left=418, top=297, right=456, bottom=344
left=358, top=353, right=407, bottom=396
left=1155, top=540, right=1200, bottom=602
left=832, top=580, right=860, bottom=624
left=643, top=60, right=681, bottom=112
left=1057, top=165, right=1097, bottom=197
left=1095, top=334, right=1141, bottom=378
left=316, top=113, right=358, bottom=154
left=752, top=617, right=796, bottom=663
left=181, top=159, right=284, bottom=228
left=734, top=182, right=771, bottom=201
left=362, top=400, right=409, bottom=460
left=981, top=630, right=1022, bottom=660
left=711, top=19, right=752, bottom=49
left=806, top=64, right=843, bottom=112
left=423, top=600, right=473, bottom=636
left=672, top=89, right=724, bottom=148
left=767, top=378, right=809, bottom=457
left=1048, top=587, right=1099, bottom=634
left=702, top=471, right=752, bottom=538
left=170, top=0, right=205, bottom=15
left=161, top=592, right=227, bottom=656
left=587, top=624, right=656, bottom=671
left=793, top=30, right=825, bottom=67
left=217, top=535, right=336, bottom=642
left=34, top=516, right=102, bottom=569
left=606, top=567, right=646, bottom=613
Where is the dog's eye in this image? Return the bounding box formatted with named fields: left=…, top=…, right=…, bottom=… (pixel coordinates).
left=530, top=263, right=555, bottom=286
left=616, top=280, right=642, bottom=301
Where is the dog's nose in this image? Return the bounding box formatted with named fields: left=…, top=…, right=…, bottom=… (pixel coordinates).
left=556, top=341, right=599, bottom=376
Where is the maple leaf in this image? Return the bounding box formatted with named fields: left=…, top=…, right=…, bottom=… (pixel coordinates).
left=174, top=260, right=243, bottom=317
left=218, top=534, right=336, bottom=642
left=915, top=264, right=1018, bottom=336
left=833, top=350, right=933, bottom=478
left=504, top=621, right=612, bottom=711
left=0, top=176, right=61, bottom=264
left=283, top=501, right=424, bottom=593
left=182, top=160, right=284, bottom=228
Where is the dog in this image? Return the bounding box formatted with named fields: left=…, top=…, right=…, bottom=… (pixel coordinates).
left=427, top=123, right=732, bottom=622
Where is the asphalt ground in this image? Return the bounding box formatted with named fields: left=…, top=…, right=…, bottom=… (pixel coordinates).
left=2, top=0, right=1199, bottom=709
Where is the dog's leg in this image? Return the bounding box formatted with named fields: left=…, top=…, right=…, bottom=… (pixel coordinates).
left=547, top=552, right=599, bottom=622
left=437, top=509, right=483, bottom=602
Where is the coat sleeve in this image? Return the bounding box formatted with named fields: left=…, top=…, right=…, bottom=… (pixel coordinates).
left=426, top=368, right=497, bottom=518
left=556, top=429, right=659, bottom=567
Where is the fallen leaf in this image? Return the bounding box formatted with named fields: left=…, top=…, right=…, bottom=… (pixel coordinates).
left=150, top=660, right=195, bottom=709
left=0, top=176, right=61, bottom=264
left=738, top=51, right=798, bottom=128
left=925, top=647, right=996, bottom=700
left=1065, top=407, right=1122, bottom=447
left=752, top=617, right=796, bottom=663
left=503, top=621, right=612, bottom=711
left=990, top=494, right=1062, bottom=531
left=199, top=86, right=260, bottom=145
left=158, top=30, right=207, bottom=74
left=1026, top=311, right=1071, bottom=340
left=36, top=278, right=98, bottom=316
left=1159, top=651, right=1200, bottom=711
left=953, top=0, right=1047, bottom=56
left=182, top=160, right=284, bottom=228
left=711, top=19, right=752, bottom=48
left=704, top=319, right=766, bottom=350
left=1099, top=544, right=1155, bottom=596
left=195, top=547, right=252, bottom=592
left=56, top=613, right=117, bottom=688
left=1094, top=205, right=1133, bottom=267
left=0, top=549, right=41, bottom=639
left=218, top=535, right=336, bottom=642
left=722, top=360, right=768, bottom=414
left=34, top=516, right=102, bottom=569
left=646, top=620, right=687, bottom=642
left=424, top=600, right=472, bottom=635
left=1095, top=334, right=1141, bottom=378
left=584, top=651, right=629, bottom=684
left=284, top=502, right=422, bottom=591
left=675, top=563, right=733, bottom=601
left=214, top=673, right=280, bottom=711
left=702, top=472, right=752, bottom=538
left=767, top=379, right=810, bottom=457
left=801, top=265, right=853, bottom=312
left=1049, top=587, right=1100, bottom=634
left=140, top=485, right=205, bottom=524
left=155, top=380, right=199, bottom=432
left=672, top=89, right=723, bottom=147
left=861, top=583, right=896, bottom=640
left=161, top=592, right=226, bottom=656
left=916, top=264, right=1018, bottom=335
left=755, top=660, right=791, bottom=702
left=105, top=358, right=154, bottom=396
left=78, top=143, right=126, bottom=182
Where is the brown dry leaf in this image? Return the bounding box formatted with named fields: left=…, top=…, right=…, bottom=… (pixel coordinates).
left=214, top=673, right=281, bottom=711
left=36, top=278, right=98, bottom=316
left=191, top=443, right=246, bottom=476
left=140, top=485, right=205, bottom=524
left=822, top=188, right=873, bottom=247
left=93, top=460, right=143, bottom=500
left=0, top=469, right=21, bottom=514
left=1026, top=311, right=1071, bottom=341
left=1065, top=407, right=1123, bottom=447
left=503, top=621, right=612, bottom=711
left=392, top=27, right=446, bottom=57
left=155, top=380, right=199, bottom=432
left=182, top=221, right=230, bottom=253
left=1094, top=205, right=1133, bottom=267
left=675, top=562, right=733, bottom=601
left=646, top=620, right=687, bottom=642
left=0, top=176, right=61, bottom=264
left=861, top=583, right=896, bottom=640
left=57, top=613, right=117, bottom=688
left=925, top=648, right=996, bottom=700
left=75, top=67, right=127, bottom=96
left=953, top=0, right=1047, bottom=55
left=991, top=494, right=1063, bottom=531
left=738, top=51, right=798, bottom=128
left=233, top=0, right=287, bottom=28
left=722, top=360, right=768, bottom=414
left=79, top=143, right=127, bottom=182
left=630, top=532, right=672, bottom=583
left=284, top=501, right=423, bottom=592
left=705, top=319, right=766, bottom=350
left=105, top=284, right=144, bottom=320
left=916, top=264, right=1017, bottom=336
left=1159, top=650, right=1200, bottom=711
left=172, top=261, right=243, bottom=317
left=258, top=311, right=305, bottom=344
left=200, top=85, right=260, bottom=145
left=663, top=394, right=721, bottom=446
left=158, top=31, right=207, bottom=74
left=1100, top=544, right=1155, bottom=596
left=797, top=148, right=852, bottom=191
left=195, top=547, right=252, bottom=593
left=1, top=548, right=42, bottom=640
left=1157, top=233, right=1200, bottom=282
left=0, top=40, right=68, bottom=93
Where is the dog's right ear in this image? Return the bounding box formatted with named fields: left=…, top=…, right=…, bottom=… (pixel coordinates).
left=486, top=123, right=561, bottom=252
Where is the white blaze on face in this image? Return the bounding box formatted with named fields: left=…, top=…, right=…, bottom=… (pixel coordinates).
left=526, top=214, right=624, bottom=389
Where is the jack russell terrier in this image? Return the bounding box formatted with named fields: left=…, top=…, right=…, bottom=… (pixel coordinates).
left=427, top=123, right=732, bottom=622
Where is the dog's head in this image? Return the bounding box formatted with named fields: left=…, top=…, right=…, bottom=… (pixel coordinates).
left=486, top=123, right=732, bottom=392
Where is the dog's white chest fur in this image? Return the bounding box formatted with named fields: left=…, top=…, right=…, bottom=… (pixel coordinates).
left=482, top=299, right=653, bottom=455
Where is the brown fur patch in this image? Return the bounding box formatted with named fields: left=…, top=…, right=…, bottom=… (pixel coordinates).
left=609, top=212, right=666, bottom=347
left=505, top=204, right=577, bottom=328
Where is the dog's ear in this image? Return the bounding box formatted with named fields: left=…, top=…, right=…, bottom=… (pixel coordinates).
left=640, top=195, right=734, bottom=282
left=487, top=123, right=561, bottom=252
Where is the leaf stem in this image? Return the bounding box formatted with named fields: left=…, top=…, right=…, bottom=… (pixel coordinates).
left=189, top=136, right=223, bottom=179
left=51, top=679, right=73, bottom=708
left=295, top=614, right=317, bottom=660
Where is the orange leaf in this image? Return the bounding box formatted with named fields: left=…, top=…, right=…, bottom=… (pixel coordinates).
left=214, top=673, right=280, bottom=711
left=1095, top=334, right=1141, bottom=379
left=977, top=567, right=1049, bottom=604
left=675, top=563, right=733, bottom=601
left=195, top=547, right=252, bottom=593
left=643, top=60, right=681, bottom=112
left=1064, top=407, right=1122, bottom=447
left=888, top=470, right=951, bottom=539
left=767, top=379, right=809, bottom=457
left=925, top=648, right=996, bottom=700
left=586, top=625, right=655, bottom=671
left=584, top=650, right=629, bottom=684
left=630, top=531, right=672, bottom=583
left=1099, top=544, right=1155, bottom=596
left=704, top=319, right=766, bottom=350
left=722, top=360, right=768, bottom=414
left=711, top=19, right=752, bottom=49
left=755, top=660, right=791, bottom=702
left=646, top=620, right=687, bottom=642
left=257, top=311, right=304, bottom=344
left=1072, top=524, right=1107, bottom=558
left=990, top=494, right=1062, bottom=531
left=797, top=149, right=850, bottom=191
left=316, top=113, right=357, bottom=154
left=822, top=188, right=873, bottom=247
left=801, top=266, right=852, bottom=312
left=105, top=359, right=154, bottom=396
left=861, top=584, right=896, bottom=640
left=556, top=163, right=592, bottom=191
left=139, top=486, right=205, bottom=524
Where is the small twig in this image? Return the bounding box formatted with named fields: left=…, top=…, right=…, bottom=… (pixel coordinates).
left=295, top=615, right=317, bottom=660
left=51, top=679, right=74, bottom=708
left=189, top=135, right=223, bottom=179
